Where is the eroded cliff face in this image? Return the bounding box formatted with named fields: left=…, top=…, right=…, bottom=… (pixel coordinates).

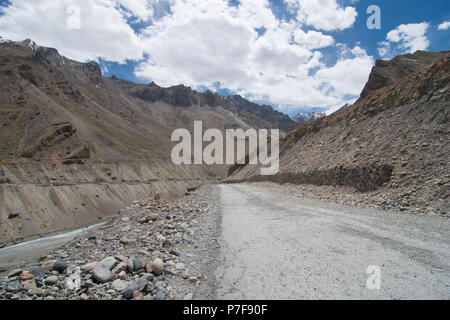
left=0, top=39, right=278, bottom=244
left=0, top=160, right=218, bottom=244
left=230, top=53, right=449, bottom=214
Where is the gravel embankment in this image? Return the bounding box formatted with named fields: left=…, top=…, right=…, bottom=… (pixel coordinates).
left=249, top=182, right=447, bottom=216
left=0, top=185, right=222, bottom=300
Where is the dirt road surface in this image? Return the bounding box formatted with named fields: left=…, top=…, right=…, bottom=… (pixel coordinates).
left=216, top=184, right=449, bottom=299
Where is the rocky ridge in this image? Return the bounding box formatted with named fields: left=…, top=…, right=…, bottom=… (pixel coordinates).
left=359, top=50, right=449, bottom=99
left=224, top=94, right=298, bottom=132
left=229, top=52, right=450, bottom=216
left=291, top=111, right=326, bottom=124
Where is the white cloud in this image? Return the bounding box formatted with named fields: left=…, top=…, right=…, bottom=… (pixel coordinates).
left=316, top=46, right=374, bottom=97
left=293, top=29, right=334, bottom=49
left=0, top=0, right=374, bottom=114
left=0, top=0, right=146, bottom=63
left=237, top=0, right=278, bottom=30
left=285, top=0, right=357, bottom=31
left=115, top=0, right=155, bottom=22
left=378, top=22, right=430, bottom=58
left=136, top=14, right=257, bottom=88
left=250, top=22, right=313, bottom=76
left=438, top=21, right=450, bottom=30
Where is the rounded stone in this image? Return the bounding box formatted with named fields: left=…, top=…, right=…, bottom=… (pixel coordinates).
left=151, top=258, right=164, bottom=276
left=92, top=266, right=114, bottom=283
left=122, top=278, right=148, bottom=299
left=98, top=257, right=117, bottom=270
left=45, top=275, right=59, bottom=285
left=52, top=260, right=68, bottom=274
left=19, top=272, right=34, bottom=281
left=28, top=266, right=44, bottom=277
left=111, top=279, right=128, bottom=291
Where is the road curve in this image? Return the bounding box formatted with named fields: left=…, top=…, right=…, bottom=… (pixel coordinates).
left=215, top=184, right=450, bottom=300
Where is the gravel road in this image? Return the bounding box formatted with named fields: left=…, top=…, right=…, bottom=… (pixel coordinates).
left=1, top=183, right=448, bottom=300
left=215, top=184, right=450, bottom=300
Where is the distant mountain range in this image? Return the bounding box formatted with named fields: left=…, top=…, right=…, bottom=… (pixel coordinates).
left=291, top=111, right=326, bottom=124
left=0, top=38, right=295, bottom=243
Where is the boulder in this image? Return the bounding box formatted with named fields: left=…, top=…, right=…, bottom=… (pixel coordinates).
left=92, top=266, right=114, bottom=283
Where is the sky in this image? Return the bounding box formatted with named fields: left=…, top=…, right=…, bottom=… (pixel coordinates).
left=0, top=0, right=448, bottom=116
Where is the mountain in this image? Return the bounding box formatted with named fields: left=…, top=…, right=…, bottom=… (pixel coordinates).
left=332, top=103, right=351, bottom=114
left=229, top=51, right=449, bottom=215
left=359, top=50, right=449, bottom=99
left=0, top=39, right=282, bottom=244
left=291, top=111, right=326, bottom=124
left=224, top=95, right=298, bottom=132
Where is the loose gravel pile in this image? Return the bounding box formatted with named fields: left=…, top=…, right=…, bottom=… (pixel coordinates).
left=252, top=182, right=447, bottom=216
left=0, top=185, right=222, bottom=300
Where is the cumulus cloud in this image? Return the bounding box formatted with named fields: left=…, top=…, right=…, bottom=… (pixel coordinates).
left=293, top=29, right=334, bottom=49
left=237, top=0, right=278, bottom=30
left=0, top=0, right=146, bottom=62
left=438, top=21, right=450, bottom=30
left=136, top=15, right=257, bottom=88
left=115, top=0, right=155, bottom=22
left=136, top=0, right=369, bottom=112
left=0, top=0, right=373, bottom=114
left=285, top=0, right=358, bottom=31
left=316, top=46, right=373, bottom=97
left=378, top=22, right=430, bottom=58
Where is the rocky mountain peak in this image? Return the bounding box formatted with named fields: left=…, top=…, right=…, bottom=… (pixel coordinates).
left=199, top=90, right=222, bottom=107
left=131, top=82, right=200, bottom=107
left=359, top=50, right=449, bottom=100
left=291, top=111, right=326, bottom=124
left=224, top=95, right=298, bottom=132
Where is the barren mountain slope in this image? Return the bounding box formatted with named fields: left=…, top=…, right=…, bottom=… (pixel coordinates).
left=230, top=52, right=449, bottom=215
left=0, top=39, right=278, bottom=244
left=224, top=95, right=298, bottom=132
left=360, top=50, right=448, bottom=99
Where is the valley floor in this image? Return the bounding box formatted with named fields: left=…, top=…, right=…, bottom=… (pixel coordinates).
left=0, top=183, right=449, bottom=300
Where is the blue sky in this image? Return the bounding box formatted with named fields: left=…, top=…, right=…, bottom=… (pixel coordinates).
left=0, top=0, right=448, bottom=116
